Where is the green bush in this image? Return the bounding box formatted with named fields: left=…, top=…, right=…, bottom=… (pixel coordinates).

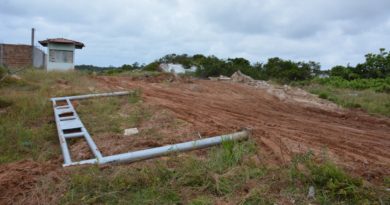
left=143, top=62, right=160, bottom=71
left=0, top=98, right=12, bottom=109
left=318, top=92, right=329, bottom=99
left=0, top=66, right=6, bottom=78
left=374, top=84, right=390, bottom=93
left=307, top=162, right=367, bottom=202
left=312, top=77, right=390, bottom=93
left=289, top=152, right=378, bottom=204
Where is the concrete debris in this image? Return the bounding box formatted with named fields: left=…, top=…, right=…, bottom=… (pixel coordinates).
left=218, top=75, right=231, bottom=81
left=209, top=75, right=231, bottom=81
left=124, top=128, right=139, bottom=136
left=9, top=74, right=22, bottom=80
left=307, top=186, right=315, bottom=199
left=228, top=71, right=340, bottom=112
left=231, top=70, right=254, bottom=83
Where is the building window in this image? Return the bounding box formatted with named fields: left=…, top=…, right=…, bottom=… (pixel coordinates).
left=49, top=49, right=73, bottom=63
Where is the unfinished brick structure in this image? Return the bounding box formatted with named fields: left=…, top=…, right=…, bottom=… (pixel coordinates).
left=0, top=44, right=45, bottom=69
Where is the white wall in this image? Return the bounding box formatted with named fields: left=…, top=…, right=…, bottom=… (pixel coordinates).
left=46, top=43, right=75, bottom=71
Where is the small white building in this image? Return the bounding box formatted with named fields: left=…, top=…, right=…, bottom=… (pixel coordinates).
left=159, top=63, right=197, bottom=74
left=39, top=38, right=84, bottom=71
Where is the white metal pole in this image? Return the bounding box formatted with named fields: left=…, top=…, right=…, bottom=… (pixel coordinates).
left=64, top=130, right=249, bottom=166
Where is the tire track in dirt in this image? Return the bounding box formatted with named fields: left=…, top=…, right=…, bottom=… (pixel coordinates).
left=97, top=76, right=390, bottom=179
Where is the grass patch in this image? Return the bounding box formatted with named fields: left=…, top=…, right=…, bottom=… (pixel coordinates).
left=62, top=164, right=180, bottom=204
left=0, top=70, right=101, bottom=163
left=0, top=98, right=12, bottom=108
left=188, top=196, right=213, bottom=205
left=288, top=152, right=382, bottom=204
left=75, top=89, right=148, bottom=135
left=61, top=140, right=259, bottom=204
left=312, top=77, right=390, bottom=93
left=318, top=92, right=329, bottom=99
left=241, top=189, right=274, bottom=205
left=306, top=84, right=390, bottom=116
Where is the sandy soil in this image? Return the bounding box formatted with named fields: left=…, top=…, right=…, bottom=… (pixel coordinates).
left=97, top=75, right=390, bottom=181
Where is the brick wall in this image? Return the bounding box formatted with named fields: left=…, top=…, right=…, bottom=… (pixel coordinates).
left=0, top=44, right=33, bottom=68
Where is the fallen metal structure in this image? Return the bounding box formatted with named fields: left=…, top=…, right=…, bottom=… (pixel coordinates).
left=51, top=91, right=249, bottom=167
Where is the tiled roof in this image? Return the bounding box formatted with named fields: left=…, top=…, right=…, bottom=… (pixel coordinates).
left=39, top=38, right=84, bottom=49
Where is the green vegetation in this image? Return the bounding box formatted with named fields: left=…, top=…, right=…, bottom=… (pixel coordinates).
left=312, top=77, right=390, bottom=93
left=146, top=54, right=320, bottom=83
left=61, top=140, right=263, bottom=204
left=57, top=146, right=388, bottom=204
left=2, top=49, right=390, bottom=203
left=330, top=48, right=390, bottom=80
left=289, top=152, right=390, bottom=204
left=305, top=80, right=390, bottom=116
left=0, top=70, right=99, bottom=163
left=75, top=89, right=150, bottom=136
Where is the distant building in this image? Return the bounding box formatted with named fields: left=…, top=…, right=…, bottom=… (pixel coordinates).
left=318, top=73, right=329, bottom=78
left=39, top=38, right=84, bottom=71
left=159, top=63, right=197, bottom=74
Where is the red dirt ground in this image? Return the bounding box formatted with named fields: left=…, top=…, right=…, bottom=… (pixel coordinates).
left=97, top=75, right=390, bottom=181
left=1, top=74, right=389, bottom=204
left=0, top=160, right=59, bottom=204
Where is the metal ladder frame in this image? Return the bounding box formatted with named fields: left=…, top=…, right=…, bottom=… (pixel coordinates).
left=51, top=91, right=130, bottom=166
left=51, top=91, right=249, bottom=167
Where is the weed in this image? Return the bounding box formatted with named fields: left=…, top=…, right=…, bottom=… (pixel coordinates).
left=209, top=140, right=256, bottom=173
left=306, top=84, right=390, bottom=116
left=176, top=157, right=213, bottom=189
left=384, top=176, right=390, bottom=187
left=344, top=102, right=362, bottom=108
left=188, top=196, right=213, bottom=205
left=128, top=89, right=142, bottom=104
left=318, top=92, right=329, bottom=99
left=288, top=152, right=379, bottom=204
left=240, top=189, right=274, bottom=205
left=0, top=98, right=12, bottom=108
left=0, top=70, right=100, bottom=163
left=62, top=164, right=180, bottom=204
left=308, top=162, right=364, bottom=201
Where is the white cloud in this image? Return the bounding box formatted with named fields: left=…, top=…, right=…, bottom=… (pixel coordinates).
left=0, top=0, right=389, bottom=68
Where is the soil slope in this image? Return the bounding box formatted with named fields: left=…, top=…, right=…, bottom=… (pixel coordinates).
left=97, top=76, right=390, bottom=180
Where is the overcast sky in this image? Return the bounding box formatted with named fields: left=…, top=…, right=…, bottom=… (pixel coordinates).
left=1, top=0, right=389, bottom=69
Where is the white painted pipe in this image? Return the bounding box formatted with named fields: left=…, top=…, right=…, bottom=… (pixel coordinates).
left=51, top=91, right=131, bottom=101
left=64, top=129, right=250, bottom=167
left=52, top=102, right=72, bottom=164
left=64, top=98, right=104, bottom=161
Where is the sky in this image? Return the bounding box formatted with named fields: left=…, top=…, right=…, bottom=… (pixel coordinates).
left=1, top=0, right=390, bottom=69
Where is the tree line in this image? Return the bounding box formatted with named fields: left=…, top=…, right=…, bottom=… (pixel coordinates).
left=76, top=48, right=390, bottom=82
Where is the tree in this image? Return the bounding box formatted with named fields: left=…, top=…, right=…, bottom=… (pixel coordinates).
left=353, top=48, right=390, bottom=78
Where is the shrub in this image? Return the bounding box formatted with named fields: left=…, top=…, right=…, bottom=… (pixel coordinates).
left=143, top=62, right=160, bottom=71
left=0, top=98, right=12, bottom=109
left=318, top=92, right=328, bottom=99
left=0, top=66, right=6, bottom=78
left=289, top=152, right=377, bottom=204
left=344, top=102, right=362, bottom=108
left=307, top=162, right=366, bottom=202
left=312, top=77, right=390, bottom=93
left=374, top=84, right=390, bottom=93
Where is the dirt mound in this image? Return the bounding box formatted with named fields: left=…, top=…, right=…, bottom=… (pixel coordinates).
left=0, top=160, right=58, bottom=204
left=97, top=76, right=390, bottom=180
left=229, top=71, right=340, bottom=111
